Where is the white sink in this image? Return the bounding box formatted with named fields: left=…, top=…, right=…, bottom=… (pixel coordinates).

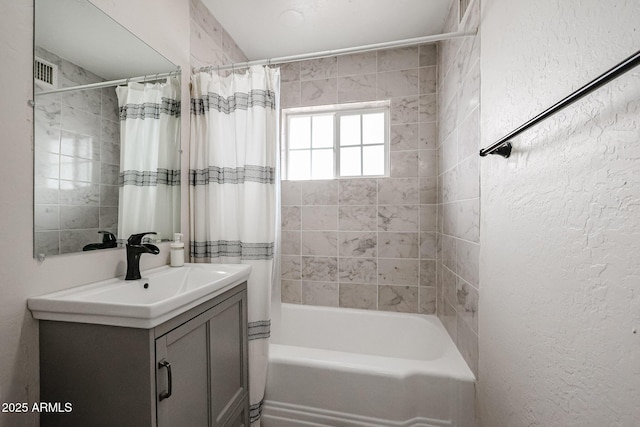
left=28, top=263, right=251, bottom=328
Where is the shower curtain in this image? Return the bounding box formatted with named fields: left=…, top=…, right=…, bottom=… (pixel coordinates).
left=116, top=77, right=181, bottom=241
left=189, top=66, right=280, bottom=426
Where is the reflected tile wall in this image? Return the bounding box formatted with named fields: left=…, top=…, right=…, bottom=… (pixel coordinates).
left=279, top=43, right=438, bottom=314
left=436, top=0, right=480, bottom=378
left=33, top=48, right=120, bottom=256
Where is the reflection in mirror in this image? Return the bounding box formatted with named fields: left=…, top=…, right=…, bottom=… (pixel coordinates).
left=33, top=0, right=181, bottom=257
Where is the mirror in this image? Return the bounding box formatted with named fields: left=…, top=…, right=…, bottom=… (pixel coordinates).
left=33, top=0, right=181, bottom=257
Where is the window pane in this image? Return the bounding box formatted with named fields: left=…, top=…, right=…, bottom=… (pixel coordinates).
left=312, top=115, right=333, bottom=148
left=362, top=145, right=385, bottom=176
left=340, top=146, right=361, bottom=176
left=311, top=149, right=334, bottom=179
left=289, top=116, right=311, bottom=149
left=339, top=115, right=361, bottom=146
left=289, top=150, right=310, bottom=180
left=362, top=112, right=384, bottom=145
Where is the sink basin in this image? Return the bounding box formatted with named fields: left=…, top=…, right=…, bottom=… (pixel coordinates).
left=28, top=263, right=251, bottom=328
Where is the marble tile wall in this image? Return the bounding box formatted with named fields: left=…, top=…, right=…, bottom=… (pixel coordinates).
left=279, top=43, right=438, bottom=314
left=34, top=47, right=120, bottom=255
left=437, top=0, right=480, bottom=377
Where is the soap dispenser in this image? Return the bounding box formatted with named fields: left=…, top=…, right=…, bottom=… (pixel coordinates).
left=170, top=233, right=184, bottom=267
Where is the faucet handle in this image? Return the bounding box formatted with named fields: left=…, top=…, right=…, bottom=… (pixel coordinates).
left=127, top=232, right=157, bottom=245
left=98, top=231, right=117, bottom=243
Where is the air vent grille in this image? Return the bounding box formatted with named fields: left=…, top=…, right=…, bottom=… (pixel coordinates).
left=34, top=57, right=58, bottom=89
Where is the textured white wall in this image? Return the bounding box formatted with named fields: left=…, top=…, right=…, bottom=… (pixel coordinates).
left=0, top=1, right=190, bottom=426
left=480, top=0, right=640, bottom=425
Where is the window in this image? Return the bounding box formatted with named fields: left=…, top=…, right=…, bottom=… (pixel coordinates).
left=283, top=102, right=389, bottom=180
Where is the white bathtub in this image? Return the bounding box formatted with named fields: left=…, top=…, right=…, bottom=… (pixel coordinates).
left=263, top=304, right=476, bottom=427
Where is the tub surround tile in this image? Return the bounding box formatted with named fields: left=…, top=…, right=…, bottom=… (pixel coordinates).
left=378, top=205, right=419, bottom=232
left=420, top=176, right=438, bottom=205
left=440, top=234, right=456, bottom=271
left=419, top=94, right=438, bottom=123
left=420, top=260, right=437, bottom=287
left=281, top=255, right=302, bottom=280
left=377, top=46, right=419, bottom=72
left=281, top=180, right=302, bottom=206
left=390, top=151, right=419, bottom=177
left=456, top=278, right=479, bottom=333
left=35, top=178, right=59, bottom=204
left=420, top=66, right=437, bottom=95
left=378, top=258, right=419, bottom=286
left=281, top=280, right=302, bottom=304
left=302, top=281, right=339, bottom=307
left=457, top=315, right=478, bottom=377
left=390, top=96, right=419, bottom=125
left=101, top=119, right=120, bottom=148
left=60, top=157, right=100, bottom=183
left=338, top=206, right=378, bottom=231
left=457, top=156, right=479, bottom=200
left=378, top=178, right=419, bottom=205
left=456, top=199, right=479, bottom=243
left=100, top=140, right=120, bottom=167
left=419, top=44, right=437, bottom=67
left=458, top=107, right=480, bottom=161
left=338, top=74, right=377, bottom=103
left=301, top=78, right=338, bottom=106
left=339, top=258, right=377, bottom=284
left=59, top=181, right=100, bottom=206
left=280, top=81, right=301, bottom=108
left=378, top=232, right=419, bottom=258
left=280, top=62, right=300, bottom=82
left=456, top=240, right=479, bottom=287
left=420, top=204, right=438, bottom=231
left=390, top=124, right=419, bottom=151
left=302, top=256, right=338, bottom=282
left=301, top=231, right=338, bottom=256
left=419, top=122, right=438, bottom=150
left=337, top=51, right=377, bottom=76
left=279, top=43, right=441, bottom=315
left=302, top=180, right=338, bottom=205
left=419, top=286, right=437, bottom=314
left=377, top=69, right=420, bottom=98
left=339, top=283, right=377, bottom=310
left=61, top=89, right=102, bottom=116
left=339, top=232, right=377, bottom=258
left=338, top=179, right=377, bottom=205
left=282, top=206, right=301, bottom=230
left=301, top=205, right=338, bottom=230
left=300, top=57, right=337, bottom=80
left=420, top=232, right=437, bottom=260
left=378, top=285, right=418, bottom=313
left=441, top=299, right=458, bottom=342
left=281, top=231, right=301, bottom=255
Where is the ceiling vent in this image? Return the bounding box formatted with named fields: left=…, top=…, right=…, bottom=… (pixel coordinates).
left=34, top=57, right=58, bottom=90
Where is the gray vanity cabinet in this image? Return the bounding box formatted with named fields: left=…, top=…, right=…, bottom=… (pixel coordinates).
left=39, top=282, right=249, bottom=427
left=156, top=288, right=249, bottom=427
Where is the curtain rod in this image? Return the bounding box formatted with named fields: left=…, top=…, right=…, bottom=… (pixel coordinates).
left=194, top=30, right=477, bottom=73
left=479, top=48, right=640, bottom=158
left=34, top=68, right=181, bottom=97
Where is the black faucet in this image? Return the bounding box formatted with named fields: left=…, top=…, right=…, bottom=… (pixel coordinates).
left=82, top=231, right=118, bottom=251
left=125, top=232, right=160, bottom=280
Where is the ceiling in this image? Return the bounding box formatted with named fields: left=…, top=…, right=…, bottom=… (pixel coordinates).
left=202, top=0, right=453, bottom=61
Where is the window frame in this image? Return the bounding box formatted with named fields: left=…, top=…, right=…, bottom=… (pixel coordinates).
left=282, top=101, right=390, bottom=181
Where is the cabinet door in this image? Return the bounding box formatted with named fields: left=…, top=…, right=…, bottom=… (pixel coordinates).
left=210, top=291, right=248, bottom=427
left=156, top=315, right=211, bottom=427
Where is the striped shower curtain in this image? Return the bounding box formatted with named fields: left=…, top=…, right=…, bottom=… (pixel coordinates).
left=189, top=66, right=280, bottom=426
left=116, top=77, right=181, bottom=241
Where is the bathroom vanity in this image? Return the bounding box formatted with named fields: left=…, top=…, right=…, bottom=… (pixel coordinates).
left=29, top=264, right=251, bottom=427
